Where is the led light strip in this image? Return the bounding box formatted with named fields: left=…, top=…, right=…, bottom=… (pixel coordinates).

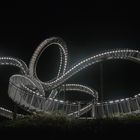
left=0, top=37, right=140, bottom=119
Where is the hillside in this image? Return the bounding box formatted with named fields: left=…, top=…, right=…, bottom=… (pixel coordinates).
left=0, top=113, right=140, bottom=137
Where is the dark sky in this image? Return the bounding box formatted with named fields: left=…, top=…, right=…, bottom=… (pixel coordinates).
left=0, top=1, right=140, bottom=110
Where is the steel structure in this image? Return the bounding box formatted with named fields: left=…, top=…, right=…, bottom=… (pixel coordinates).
left=0, top=37, right=140, bottom=119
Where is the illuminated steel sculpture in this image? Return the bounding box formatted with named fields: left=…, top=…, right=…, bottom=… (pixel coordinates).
left=0, top=37, right=140, bottom=119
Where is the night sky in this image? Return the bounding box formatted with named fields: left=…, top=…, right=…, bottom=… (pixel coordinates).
left=0, top=1, right=140, bottom=111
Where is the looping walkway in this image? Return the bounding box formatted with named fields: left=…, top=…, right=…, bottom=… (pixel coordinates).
left=0, top=37, right=140, bottom=119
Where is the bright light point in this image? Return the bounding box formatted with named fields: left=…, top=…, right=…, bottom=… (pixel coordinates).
left=60, top=100, right=64, bottom=103
left=115, top=100, right=119, bottom=102
left=109, top=101, right=113, bottom=104
left=134, top=95, right=137, bottom=98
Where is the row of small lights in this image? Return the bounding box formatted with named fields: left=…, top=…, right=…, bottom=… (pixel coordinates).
left=0, top=57, right=27, bottom=74
left=96, top=93, right=140, bottom=105
left=29, top=37, right=68, bottom=85
left=2, top=39, right=140, bottom=117
left=62, top=84, right=97, bottom=98
left=0, top=107, right=12, bottom=113
left=10, top=75, right=44, bottom=97
left=40, top=49, right=137, bottom=90
left=44, top=49, right=139, bottom=87
left=7, top=48, right=140, bottom=115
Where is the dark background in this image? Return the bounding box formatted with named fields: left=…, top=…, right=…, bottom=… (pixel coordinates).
left=0, top=1, right=140, bottom=111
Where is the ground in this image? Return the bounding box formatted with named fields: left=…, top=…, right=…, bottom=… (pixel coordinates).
left=0, top=113, right=140, bottom=137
